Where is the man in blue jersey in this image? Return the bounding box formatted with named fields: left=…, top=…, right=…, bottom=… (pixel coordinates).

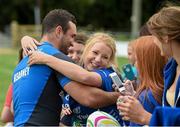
left=12, top=9, right=119, bottom=126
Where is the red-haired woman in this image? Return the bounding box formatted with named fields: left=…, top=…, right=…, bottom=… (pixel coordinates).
left=117, top=36, right=167, bottom=126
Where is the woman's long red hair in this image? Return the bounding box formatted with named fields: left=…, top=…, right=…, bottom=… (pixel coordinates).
left=134, top=36, right=167, bottom=104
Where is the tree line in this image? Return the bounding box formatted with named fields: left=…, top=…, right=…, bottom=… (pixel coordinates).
left=0, top=0, right=178, bottom=32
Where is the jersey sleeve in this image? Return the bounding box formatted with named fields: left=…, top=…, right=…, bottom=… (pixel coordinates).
left=94, top=68, right=113, bottom=91
left=59, top=76, right=72, bottom=88
left=51, top=52, right=74, bottom=88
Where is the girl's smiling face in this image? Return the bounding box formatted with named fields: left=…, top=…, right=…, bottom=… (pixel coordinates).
left=83, top=42, right=112, bottom=71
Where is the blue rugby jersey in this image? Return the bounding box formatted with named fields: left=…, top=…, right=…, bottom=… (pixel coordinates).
left=12, top=42, right=73, bottom=126
left=60, top=68, right=125, bottom=126
left=150, top=58, right=180, bottom=126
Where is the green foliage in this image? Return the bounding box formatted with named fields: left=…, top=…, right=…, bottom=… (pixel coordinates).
left=0, top=0, right=170, bottom=32
left=85, top=0, right=132, bottom=31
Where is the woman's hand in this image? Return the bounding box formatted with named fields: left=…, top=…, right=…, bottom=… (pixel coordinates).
left=112, top=80, right=136, bottom=96
left=123, top=80, right=136, bottom=96
left=28, top=51, right=51, bottom=66
left=117, top=96, right=151, bottom=125
left=21, top=36, right=41, bottom=56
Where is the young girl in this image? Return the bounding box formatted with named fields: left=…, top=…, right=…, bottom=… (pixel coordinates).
left=24, top=33, right=125, bottom=126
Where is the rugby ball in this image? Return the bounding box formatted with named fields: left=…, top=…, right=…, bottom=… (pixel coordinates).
left=86, top=111, right=120, bottom=127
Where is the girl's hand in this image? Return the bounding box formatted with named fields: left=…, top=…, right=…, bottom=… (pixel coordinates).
left=21, top=36, right=41, bottom=56
left=62, top=107, right=72, bottom=115
left=28, top=51, right=51, bottom=66
left=117, top=96, right=150, bottom=124
left=123, top=80, right=136, bottom=96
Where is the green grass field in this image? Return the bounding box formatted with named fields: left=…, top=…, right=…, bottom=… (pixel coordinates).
left=0, top=48, right=128, bottom=124
left=0, top=49, right=19, bottom=125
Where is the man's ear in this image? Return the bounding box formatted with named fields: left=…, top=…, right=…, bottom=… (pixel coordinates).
left=55, top=25, right=63, bottom=37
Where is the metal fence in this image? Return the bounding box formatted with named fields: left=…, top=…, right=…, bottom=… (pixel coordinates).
left=11, top=21, right=41, bottom=47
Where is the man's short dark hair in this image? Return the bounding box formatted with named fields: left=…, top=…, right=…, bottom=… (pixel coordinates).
left=42, top=9, right=77, bottom=35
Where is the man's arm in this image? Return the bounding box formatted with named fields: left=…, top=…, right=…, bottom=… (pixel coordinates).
left=64, top=81, right=120, bottom=108
left=1, top=85, right=13, bottom=123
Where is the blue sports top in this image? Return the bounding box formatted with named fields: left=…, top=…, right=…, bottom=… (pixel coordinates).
left=162, top=58, right=180, bottom=107
left=60, top=67, right=126, bottom=126
left=150, top=106, right=180, bottom=126
left=12, top=42, right=73, bottom=126
left=130, top=90, right=160, bottom=126
left=149, top=58, right=180, bottom=126
left=150, top=58, right=180, bottom=126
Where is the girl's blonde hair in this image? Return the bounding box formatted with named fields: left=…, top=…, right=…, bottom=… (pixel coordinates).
left=80, top=32, right=117, bottom=67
